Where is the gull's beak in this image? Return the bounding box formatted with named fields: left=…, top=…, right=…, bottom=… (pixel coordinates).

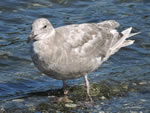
left=27, top=32, right=37, bottom=43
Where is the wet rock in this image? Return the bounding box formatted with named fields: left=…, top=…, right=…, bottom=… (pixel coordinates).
left=65, top=103, right=77, bottom=108
left=57, top=96, right=73, bottom=103
left=12, top=99, right=24, bottom=102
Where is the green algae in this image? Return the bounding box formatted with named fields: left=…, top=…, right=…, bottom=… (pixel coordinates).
left=34, top=80, right=131, bottom=112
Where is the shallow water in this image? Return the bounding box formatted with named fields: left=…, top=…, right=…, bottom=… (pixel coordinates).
left=0, top=0, right=150, bottom=112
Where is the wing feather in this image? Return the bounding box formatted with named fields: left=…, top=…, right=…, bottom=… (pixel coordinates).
left=55, top=20, right=130, bottom=60
left=56, top=23, right=115, bottom=59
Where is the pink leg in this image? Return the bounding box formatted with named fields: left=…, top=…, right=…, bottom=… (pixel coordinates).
left=84, top=75, right=93, bottom=102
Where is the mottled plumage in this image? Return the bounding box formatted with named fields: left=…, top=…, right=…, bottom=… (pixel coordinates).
left=28, top=18, right=139, bottom=101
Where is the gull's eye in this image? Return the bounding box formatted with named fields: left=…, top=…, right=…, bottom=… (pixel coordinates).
left=43, top=25, right=47, bottom=29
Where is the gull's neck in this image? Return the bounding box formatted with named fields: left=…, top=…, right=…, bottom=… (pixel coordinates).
left=32, top=29, right=56, bottom=54
left=48, top=29, right=56, bottom=39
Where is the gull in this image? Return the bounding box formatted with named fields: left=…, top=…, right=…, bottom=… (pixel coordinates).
left=28, top=18, right=139, bottom=101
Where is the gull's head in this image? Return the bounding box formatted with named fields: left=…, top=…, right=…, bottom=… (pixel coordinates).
left=28, top=18, right=55, bottom=43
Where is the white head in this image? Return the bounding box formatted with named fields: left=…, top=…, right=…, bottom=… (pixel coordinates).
left=28, top=18, right=55, bottom=43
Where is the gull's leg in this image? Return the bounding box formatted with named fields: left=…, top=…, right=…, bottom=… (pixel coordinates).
left=63, top=80, right=66, bottom=89
left=84, top=75, right=93, bottom=102
left=60, top=80, right=72, bottom=103
left=63, top=80, right=68, bottom=95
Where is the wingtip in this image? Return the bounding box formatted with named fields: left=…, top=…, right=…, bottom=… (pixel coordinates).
left=129, top=27, right=132, bottom=31
left=121, top=27, right=132, bottom=35
left=122, top=40, right=135, bottom=47
left=128, top=32, right=141, bottom=38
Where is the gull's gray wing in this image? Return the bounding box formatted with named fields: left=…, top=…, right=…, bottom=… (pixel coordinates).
left=56, top=20, right=120, bottom=60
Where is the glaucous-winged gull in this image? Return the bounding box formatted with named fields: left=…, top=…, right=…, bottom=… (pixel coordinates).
left=28, top=18, right=139, bottom=101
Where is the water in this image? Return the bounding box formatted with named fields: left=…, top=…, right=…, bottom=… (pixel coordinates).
left=0, top=0, right=150, bottom=112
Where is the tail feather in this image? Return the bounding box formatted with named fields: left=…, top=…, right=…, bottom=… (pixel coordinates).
left=128, top=32, right=141, bottom=38
left=121, top=27, right=132, bottom=34
left=111, top=27, right=133, bottom=51
left=107, top=27, right=139, bottom=58
left=121, top=40, right=135, bottom=47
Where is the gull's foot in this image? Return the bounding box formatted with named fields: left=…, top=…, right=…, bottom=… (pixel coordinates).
left=57, top=96, right=73, bottom=103
left=64, top=89, right=69, bottom=96
left=88, top=96, right=94, bottom=103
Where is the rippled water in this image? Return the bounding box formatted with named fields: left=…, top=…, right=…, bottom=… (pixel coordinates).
left=0, top=0, right=150, bottom=112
